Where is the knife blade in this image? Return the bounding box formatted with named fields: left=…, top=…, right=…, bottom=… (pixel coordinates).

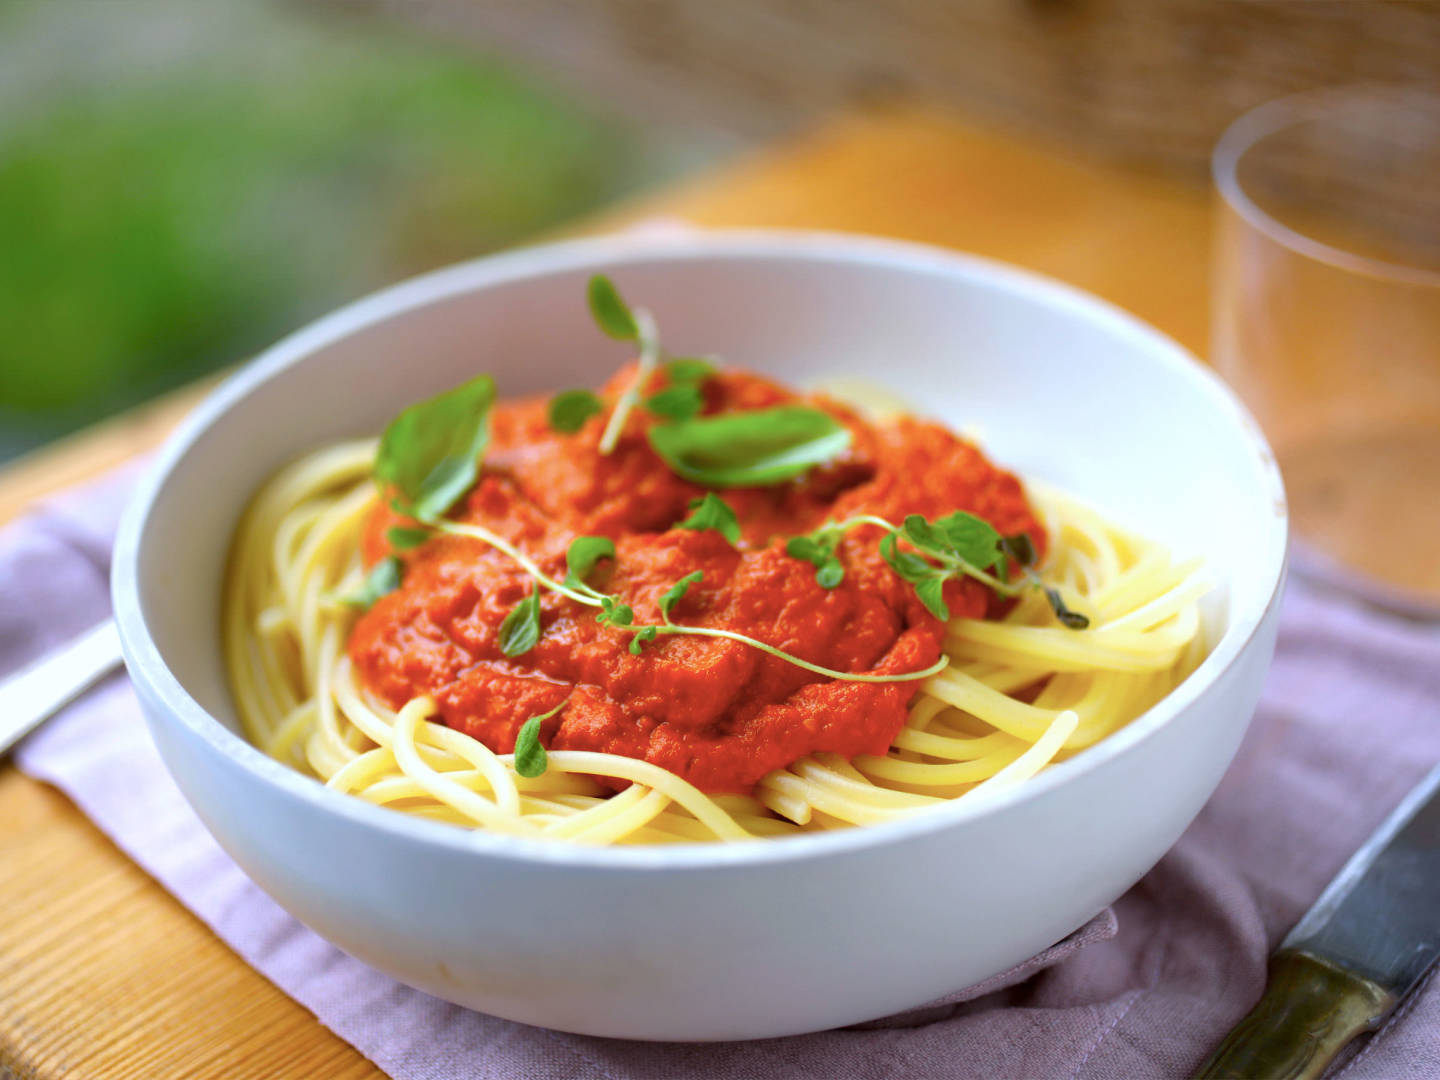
left=1196, top=760, right=1440, bottom=1079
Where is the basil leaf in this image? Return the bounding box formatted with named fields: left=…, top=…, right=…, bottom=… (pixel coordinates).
left=659, top=571, right=703, bottom=620
left=587, top=274, right=639, bottom=341
left=375, top=374, right=495, bottom=523
left=914, top=577, right=950, bottom=621
left=1045, top=587, right=1091, bottom=629
left=566, top=536, right=616, bottom=584
left=342, top=556, right=403, bottom=611
left=934, top=511, right=1004, bottom=571
left=664, top=357, right=716, bottom=383
left=647, top=406, right=851, bottom=487
left=677, top=493, right=740, bottom=545
left=628, top=625, right=660, bottom=655
left=513, top=715, right=549, bottom=778
left=498, top=589, right=542, bottom=657
left=645, top=383, right=704, bottom=422
left=548, top=389, right=603, bottom=433
left=816, top=559, right=845, bottom=589
left=386, top=526, right=431, bottom=552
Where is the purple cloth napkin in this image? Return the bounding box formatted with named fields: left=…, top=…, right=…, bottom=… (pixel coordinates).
left=5, top=472, right=1440, bottom=1079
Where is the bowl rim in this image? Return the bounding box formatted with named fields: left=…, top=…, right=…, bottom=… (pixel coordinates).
left=111, top=227, right=1288, bottom=870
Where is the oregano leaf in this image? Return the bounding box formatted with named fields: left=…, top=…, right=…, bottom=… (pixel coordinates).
left=901, top=515, right=949, bottom=556
left=342, top=556, right=403, bottom=611
left=664, top=357, right=716, bottom=383
left=513, top=714, right=549, bottom=777
left=914, top=577, right=950, bottom=621
left=587, top=274, right=639, bottom=341
left=1045, top=587, right=1091, bottom=629
left=498, top=589, right=542, bottom=657
left=659, top=571, right=704, bottom=620
left=1000, top=532, right=1037, bottom=568
left=566, top=536, right=616, bottom=584
left=628, top=625, right=660, bottom=655
left=786, top=536, right=828, bottom=564
left=880, top=532, right=934, bottom=583
left=597, top=597, right=634, bottom=628
left=677, top=493, right=741, bottom=546
left=645, top=383, right=705, bottom=422
left=548, top=389, right=604, bottom=433
left=386, top=526, right=431, bottom=552
left=934, top=511, right=1005, bottom=571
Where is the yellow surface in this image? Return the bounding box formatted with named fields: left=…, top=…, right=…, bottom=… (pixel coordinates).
left=0, top=105, right=1212, bottom=1078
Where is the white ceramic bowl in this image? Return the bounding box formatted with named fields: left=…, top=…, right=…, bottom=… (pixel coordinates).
left=112, top=230, right=1287, bottom=1041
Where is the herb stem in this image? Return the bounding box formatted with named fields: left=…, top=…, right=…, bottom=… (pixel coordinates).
left=832, top=513, right=901, bottom=535
left=644, top=623, right=950, bottom=684
left=950, top=561, right=1020, bottom=597
left=439, top=519, right=943, bottom=683
left=598, top=307, right=660, bottom=455
left=438, top=522, right=602, bottom=608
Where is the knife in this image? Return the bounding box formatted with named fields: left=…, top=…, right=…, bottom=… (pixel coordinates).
left=1195, top=760, right=1440, bottom=1079
left=0, top=620, right=124, bottom=756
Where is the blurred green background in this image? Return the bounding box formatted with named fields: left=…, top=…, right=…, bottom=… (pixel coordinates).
left=0, top=0, right=696, bottom=461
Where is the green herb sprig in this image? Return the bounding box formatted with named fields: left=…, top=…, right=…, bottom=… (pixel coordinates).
left=591, top=276, right=662, bottom=455
left=558, top=279, right=720, bottom=440
left=878, top=513, right=1009, bottom=621
left=785, top=512, right=1089, bottom=629
left=411, top=520, right=944, bottom=681
left=559, top=542, right=946, bottom=680
left=784, top=515, right=883, bottom=589
left=999, top=534, right=1090, bottom=629
left=560, top=278, right=850, bottom=490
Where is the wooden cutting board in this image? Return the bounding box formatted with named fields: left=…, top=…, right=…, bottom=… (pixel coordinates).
left=0, top=104, right=1211, bottom=1079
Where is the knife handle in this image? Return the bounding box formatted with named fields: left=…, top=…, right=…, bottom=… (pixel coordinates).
left=1194, top=950, right=1394, bottom=1080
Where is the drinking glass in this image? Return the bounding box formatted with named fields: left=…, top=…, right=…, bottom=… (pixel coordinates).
left=1212, top=89, right=1440, bottom=612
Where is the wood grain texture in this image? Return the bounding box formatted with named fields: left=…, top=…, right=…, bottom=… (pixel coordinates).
left=0, top=772, right=379, bottom=1080
left=0, top=105, right=1213, bottom=1078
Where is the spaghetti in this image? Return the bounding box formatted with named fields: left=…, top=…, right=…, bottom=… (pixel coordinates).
left=224, top=439, right=1207, bottom=845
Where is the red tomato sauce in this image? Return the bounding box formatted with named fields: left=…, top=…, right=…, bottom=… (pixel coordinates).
left=348, top=368, right=1044, bottom=795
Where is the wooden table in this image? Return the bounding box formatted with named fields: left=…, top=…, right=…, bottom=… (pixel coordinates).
left=0, top=105, right=1212, bottom=1078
